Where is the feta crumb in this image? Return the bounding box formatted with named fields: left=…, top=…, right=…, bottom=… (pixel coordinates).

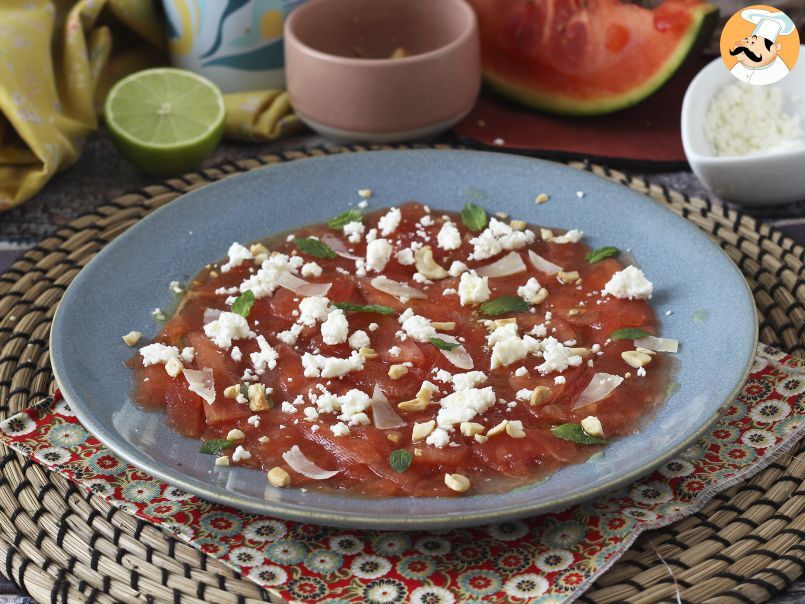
left=348, top=330, right=371, bottom=349
left=451, top=371, right=488, bottom=391
left=348, top=412, right=371, bottom=426
left=603, top=266, right=653, bottom=300
left=551, top=229, right=584, bottom=244
left=250, top=335, right=279, bottom=374
left=231, top=446, right=251, bottom=462
left=330, top=422, right=350, bottom=436
left=239, top=253, right=303, bottom=299
left=515, top=388, right=532, bottom=401
left=637, top=367, right=646, bottom=377
left=401, top=314, right=437, bottom=342
left=395, top=248, right=415, bottom=265
left=537, top=337, right=584, bottom=374
left=301, top=262, right=323, bottom=278
left=343, top=221, right=365, bottom=243
left=576, top=191, right=585, bottom=198
left=358, top=188, right=373, bottom=198
left=366, top=238, right=392, bottom=272
left=514, top=366, right=528, bottom=377
left=180, top=347, right=195, bottom=364
left=458, top=270, right=491, bottom=306
left=358, top=200, right=369, bottom=209
left=436, top=222, right=462, bottom=250
left=435, top=387, right=497, bottom=429
left=554, top=375, right=566, bottom=385
left=247, top=415, right=260, bottom=427
left=368, top=322, right=379, bottom=332
left=298, top=296, right=331, bottom=326
left=303, top=406, right=319, bottom=421
left=517, top=277, right=542, bottom=302
left=231, top=346, right=243, bottom=362
left=302, top=351, right=365, bottom=378
left=378, top=207, right=402, bottom=236
left=469, top=218, right=536, bottom=261
left=221, top=243, right=251, bottom=273
left=139, top=343, right=180, bottom=367
left=281, top=401, right=297, bottom=414
left=425, top=428, right=451, bottom=448
left=388, top=345, right=401, bottom=357
left=277, top=323, right=303, bottom=345
left=321, top=308, right=349, bottom=345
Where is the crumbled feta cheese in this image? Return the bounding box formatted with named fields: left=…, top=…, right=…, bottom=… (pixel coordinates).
left=366, top=238, right=392, bottom=272
left=250, top=335, right=278, bottom=374
left=180, top=347, right=195, bottom=364
left=321, top=309, right=349, bottom=345
left=231, top=446, right=251, bottom=462
left=458, top=270, right=491, bottom=306
left=448, top=261, right=468, bottom=277
left=515, top=388, right=532, bottom=401
left=378, top=207, right=401, bottom=236
left=396, top=248, right=415, bottom=265
left=231, top=346, right=243, bottom=362
left=434, top=368, right=453, bottom=383
left=277, top=323, right=303, bottom=345
left=517, top=277, right=542, bottom=302
left=221, top=243, right=251, bottom=273
left=469, top=218, right=536, bottom=261
left=487, top=323, right=540, bottom=370
left=139, top=343, right=180, bottom=367
left=365, top=228, right=378, bottom=244
left=348, top=330, right=371, bottom=349
left=435, top=387, right=497, bottom=429
left=551, top=229, right=584, bottom=244
left=368, top=322, right=379, bottom=332
left=530, top=323, right=548, bottom=337
left=330, top=422, right=350, bottom=436
left=554, top=375, right=566, bottom=384
left=302, top=351, right=365, bottom=378
left=301, top=262, right=323, bottom=278
left=247, top=415, right=260, bottom=427
left=343, top=221, right=365, bottom=244
left=451, top=371, right=488, bottom=391
left=514, top=366, right=528, bottom=377
left=425, top=428, right=451, bottom=448
left=358, top=200, right=369, bottom=209
left=281, top=401, right=297, bottom=413
left=388, top=345, right=401, bottom=357
left=239, top=253, right=303, bottom=298
left=348, top=412, right=371, bottom=426
left=437, top=222, right=462, bottom=250
left=401, top=314, right=437, bottom=342
left=338, top=389, right=372, bottom=417
left=603, top=266, right=653, bottom=300
left=169, top=281, right=184, bottom=294
left=637, top=367, right=647, bottom=377
left=419, top=215, right=434, bottom=227
left=536, top=337, right=584, bottom=374
left=303, top=406, right=319, bottom=421
left=204, top=312, right=253, bottom=348
left=298, top=296, right=331, bottom=326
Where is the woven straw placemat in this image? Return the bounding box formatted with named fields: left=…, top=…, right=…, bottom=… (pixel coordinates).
left=0, top=144, right=802, bottom=603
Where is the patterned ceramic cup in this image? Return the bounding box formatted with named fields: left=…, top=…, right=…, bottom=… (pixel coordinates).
left=161, top=0, right=306, bottom=92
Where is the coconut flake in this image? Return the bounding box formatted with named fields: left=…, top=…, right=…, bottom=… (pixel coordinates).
left=370, top=385, right=406, bottom=429
left=572, top=373, right=623, bottom=410
left=321, top=233, right=362, bottom=260
left=528, top=250, right=562, bottom=275
left=370, top=276, right=427, bottom=300
left=276, top=271, right=332, bottom=297
left=434, top=334, right=474, bottom=370
left=282, top=445, right=340, bottom=479
left=634, top=336, right=679, bottom=353
left=475, top=251, right=527, bottom=278
left=184, top=368, right=216, bottom=404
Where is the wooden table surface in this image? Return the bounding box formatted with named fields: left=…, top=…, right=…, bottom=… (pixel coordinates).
left=0, top=130, right=802, bottom=603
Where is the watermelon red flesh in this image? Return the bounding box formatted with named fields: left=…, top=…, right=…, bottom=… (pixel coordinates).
left=468, top=0, right=716, bottom=115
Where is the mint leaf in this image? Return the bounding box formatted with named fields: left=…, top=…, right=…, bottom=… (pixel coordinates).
left=200, top=439, right=235, bottom=455
left=389, top=449, right=412, bottom=473
left=429, top=337, right=459, bottom=351
left=586, top=246, right=619, bottom=264
left=461, top=202, right=488, bottom=232
left=334, top=302, right=395, bottom=316
left=610, top=327, right=652, bottom=341
left=231, top=290, right=255, bottom=318
left=551, top=424, right=606, bottom=445
left=479, top=295, right=530, bottom=316
left=295, top=237, right=337, bottom=259
left=328, top=209, right=363, bottom=230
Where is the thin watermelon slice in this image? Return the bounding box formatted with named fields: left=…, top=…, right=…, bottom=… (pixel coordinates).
left=468, top=0, right=717, bottom=115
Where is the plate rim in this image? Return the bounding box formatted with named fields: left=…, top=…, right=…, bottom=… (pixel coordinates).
left=50, top=149, right=758, bottom=529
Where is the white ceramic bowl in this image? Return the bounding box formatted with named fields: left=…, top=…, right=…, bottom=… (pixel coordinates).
left=681, top=47, right=805, bottom=205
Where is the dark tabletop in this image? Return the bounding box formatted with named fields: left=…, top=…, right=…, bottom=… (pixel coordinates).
left=0, top=130, right=802, bottom=602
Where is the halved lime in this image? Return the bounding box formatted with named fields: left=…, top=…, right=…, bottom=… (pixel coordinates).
left=104, top=68, right=226, bottom=175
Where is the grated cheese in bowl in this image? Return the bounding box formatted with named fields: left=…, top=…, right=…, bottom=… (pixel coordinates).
left=704, top=83, right=803, bottom=157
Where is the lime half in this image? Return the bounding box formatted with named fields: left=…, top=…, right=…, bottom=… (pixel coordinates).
left=104, top=68, right=226, bottom=175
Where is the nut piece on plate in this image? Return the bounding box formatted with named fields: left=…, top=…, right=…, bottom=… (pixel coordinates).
left=412, top=420, right=436, bottom=442
left=621, top=350, right=653, bottom=369
left=444, top=473, right=471, bottom=493
left=122, top=331, right=142, bottom=346
left=267, top=467, right=291, bottom=488
left=414, top=246, right=448, bottom=280
left=530, top=386, right=551, bottom=406
left=226, top=428, right=245, bottom=441
left=165, top=358, right=183, bottom=377
left=248, top=384, right=271, bottom=412
left=388, top=364, right=409, bottom=379
left=581, top=416, right=604, bottom=438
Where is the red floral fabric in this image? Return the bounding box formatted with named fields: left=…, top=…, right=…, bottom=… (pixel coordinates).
left=0, top=345, right=802, bottom=603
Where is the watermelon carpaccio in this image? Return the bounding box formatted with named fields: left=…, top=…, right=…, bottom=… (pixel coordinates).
left=468, top=0, right=717, bottom=114
left=131, top=202, right=673, bottom=497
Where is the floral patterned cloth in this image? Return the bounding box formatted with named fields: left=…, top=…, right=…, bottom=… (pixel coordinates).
left=0, top=344, right=802, bottom=603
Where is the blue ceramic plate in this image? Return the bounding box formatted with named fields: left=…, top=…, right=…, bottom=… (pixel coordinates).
left=51, top=150, right=757, bottom=529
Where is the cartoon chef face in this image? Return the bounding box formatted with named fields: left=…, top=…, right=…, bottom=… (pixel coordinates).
left=730, top=34, right=781, bottom=68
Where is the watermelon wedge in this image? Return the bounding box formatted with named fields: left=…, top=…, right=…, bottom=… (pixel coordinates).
left=468, top=0, right=717, bottom=115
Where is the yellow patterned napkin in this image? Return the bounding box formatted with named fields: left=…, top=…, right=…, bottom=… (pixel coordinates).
left=0, top=0, right=301, bottom=212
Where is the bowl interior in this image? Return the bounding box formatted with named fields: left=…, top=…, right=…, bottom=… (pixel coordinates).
left=288, top=0, right=471, bottom=59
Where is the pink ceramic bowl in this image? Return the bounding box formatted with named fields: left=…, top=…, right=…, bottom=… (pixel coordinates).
left=284, top=0, right=481, bottom=142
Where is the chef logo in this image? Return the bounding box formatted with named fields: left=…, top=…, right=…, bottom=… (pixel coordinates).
left=720, top=5, right=799, bottom=86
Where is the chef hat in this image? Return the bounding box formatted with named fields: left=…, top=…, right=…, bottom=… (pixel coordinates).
left=741, top=8, right=796, bottom=43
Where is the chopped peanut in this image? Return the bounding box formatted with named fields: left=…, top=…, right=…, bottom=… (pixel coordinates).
left=359, top=347, right=378, bottom=359
left=414, top=246, right=448, bottom=280
left=535, top=193, right=550, bottom=204
left=581, top=416, right=604, bottom=438
left=444, top=473, right=471, bottom=493
left=122, top=331, right=142, bottom=346
left=506, top=421, right=526, bottom=439
left=386, top=433, right=400, bottom=443
left=460, top=422, right=485, bottom=437
left=214, top=456, right=230, bottom=466
left=430, top=321, right=456, bottom=331
left=474, top=434, right=489, bottom=443
left=487, top=420, right=509, bottom=437
left=413, top=448, right=423, bottom=457
left=223, top=385, right=240, bottom=399
left=510, top=220, right=527, bottom=231
left=622, top=350, right=652, bottom=369
left=258, top=436, right=270, bottom=444
left=558, top=270, right=580, bottom=284
left=226, top=429, right=245, bottom=441
left=248, top=383, right=270, bottom=412
left=165, top=358, right=183, bottom=378
left=267, top=467, right=290, bottom=488
left=398, top=397, right=428, bottom=412
left=530, top=386, right=551, bottom=406
left=412, top=420, right=436, bottom=442
left=540, top=228, right=554, bottom=241
left=388, top=364, right=409, bottom=379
